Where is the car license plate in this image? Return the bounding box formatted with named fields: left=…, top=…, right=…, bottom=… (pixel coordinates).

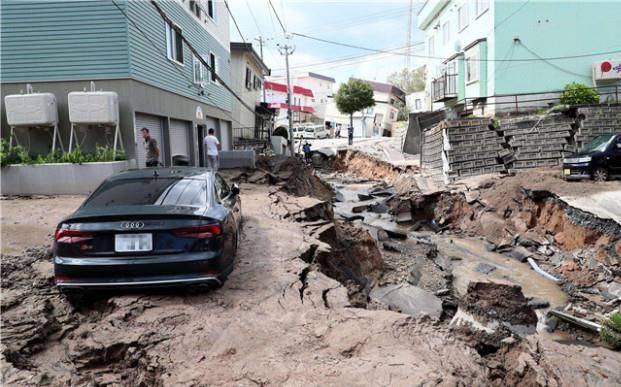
left=564, top=168, right=571, bottom=175
left=115, top=233, right=152, bottom=252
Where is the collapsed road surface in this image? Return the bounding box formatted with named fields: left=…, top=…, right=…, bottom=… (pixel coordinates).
left=2, top=158, right=621, bottom=386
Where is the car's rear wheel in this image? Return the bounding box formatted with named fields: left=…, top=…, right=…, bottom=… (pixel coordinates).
left=593, top=168, right=609, bottom=182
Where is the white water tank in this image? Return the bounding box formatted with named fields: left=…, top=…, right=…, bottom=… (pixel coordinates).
left=68, top=91, right=119, bottom=124
left=4, top=93, right=58, bottom=126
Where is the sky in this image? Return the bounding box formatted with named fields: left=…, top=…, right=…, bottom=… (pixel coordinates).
left=226, top=0, right=427, bottom=86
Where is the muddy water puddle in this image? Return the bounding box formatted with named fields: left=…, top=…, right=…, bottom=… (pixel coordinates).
left=433, top=236, right=568, bottom=334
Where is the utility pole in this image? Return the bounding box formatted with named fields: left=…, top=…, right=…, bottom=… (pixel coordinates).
left=278, top=41, right=295, bottom=156
left=406, top=0, right=413, bottom=85
left=254, top=36, right=271, bottom=103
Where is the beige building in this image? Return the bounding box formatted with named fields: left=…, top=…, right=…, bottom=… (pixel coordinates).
left=326, top=79, right=405, bottom=137
left=230, top=42, right=272, bottom=140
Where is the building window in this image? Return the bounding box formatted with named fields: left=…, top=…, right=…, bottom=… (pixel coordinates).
left=209, top=52, right=218, bottom=83
left=458, top=5, right=469, bottom=31
left=165, top=22, right=183, bottom=64
left=415, top=99, right=422, bottom=110
left=192, top=55, right=205, bottom=85
left=189, top=0, right=201, bottom=18
left=366, top=107, right=373, bottom=114
left=466, top=46, right=480, bottom=83
left=442, top=21, right=450, bottom=45
left=428, top=35, right=435, bottom=57
left=245, top=67, right=252, bottom=89
left=207, top=0, right=215, bottom=19
left=476, top=0, right=489, bottom=16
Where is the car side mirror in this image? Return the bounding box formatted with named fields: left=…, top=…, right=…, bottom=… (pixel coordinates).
left=231, top=183, right=240, bottom=196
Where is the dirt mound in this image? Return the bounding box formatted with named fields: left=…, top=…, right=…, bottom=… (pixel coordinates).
left=333, top=150, right=420, bottom=195
left=462, top=282, right=537, bottom=326
left=243, top=155, right=334, bottom=201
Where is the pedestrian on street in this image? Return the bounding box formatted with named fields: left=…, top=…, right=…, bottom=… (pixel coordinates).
left=140, top=127, right=160, bottom=167
left=302, top=141, right=312, bottom=164
left=203, top=128, right=220, bottom=172
left=348, top=126, right=354, bottom=146
left=335, top=124, right=341, bottom=138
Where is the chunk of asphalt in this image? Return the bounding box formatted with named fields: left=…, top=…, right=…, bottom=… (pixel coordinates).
left=474, top=263, right=497, bottom=275
left=369, top=203, right=390, bottom=214
left=395, top=212, right=413, bottom=224
left=370, top=283, right=443, bottom=320
left=382, top=241, right=404, bottom=253
left=357, top=193, right=374, bottom=201
left=352, top=204, right=370, bottom=213
left=528, top=298, right=551, bottom=309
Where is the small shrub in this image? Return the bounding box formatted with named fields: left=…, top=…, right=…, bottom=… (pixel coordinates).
left=600, top=312, right=621, bottom=349
left=559, top=82, right=599, bottom=105
left=0, top=139, right=31, bottom=166
left=0, top=142, right=125, bottom=166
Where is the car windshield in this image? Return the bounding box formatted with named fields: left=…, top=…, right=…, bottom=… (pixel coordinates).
left=582, top=134, right=614, bottom=153
left=83, top=178, right=210, bottom=208
left=305, top=128, right=315, bottom=132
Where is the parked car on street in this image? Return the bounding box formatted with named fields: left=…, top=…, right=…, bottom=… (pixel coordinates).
left=54, top=168, right=242, bottom=291
left=562, top=133, right=621, bottom=181
left=303, top=124, right=329, bottom=139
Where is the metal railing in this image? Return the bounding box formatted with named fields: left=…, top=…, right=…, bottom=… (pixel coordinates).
left=431, top=73, right=458, bottom=102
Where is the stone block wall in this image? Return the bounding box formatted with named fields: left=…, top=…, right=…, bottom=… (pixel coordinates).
left=421, top=104, right=621, bottom=184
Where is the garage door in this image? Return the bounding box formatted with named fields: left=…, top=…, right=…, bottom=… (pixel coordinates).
left=135, top=113, right=163, bottom=168
left=169, top=119, right=191, bottom=162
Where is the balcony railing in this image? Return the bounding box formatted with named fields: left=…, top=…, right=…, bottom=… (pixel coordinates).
left=431, top=73, right=457, bottom=102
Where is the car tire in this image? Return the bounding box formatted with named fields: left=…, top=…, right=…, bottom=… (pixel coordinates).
left=593, top=168, right=609, bottom=182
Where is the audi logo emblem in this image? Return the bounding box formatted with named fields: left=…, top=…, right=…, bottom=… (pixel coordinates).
left=120, top=221, right=145, bottom=229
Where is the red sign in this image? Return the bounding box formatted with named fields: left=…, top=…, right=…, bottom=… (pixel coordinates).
left=601, top=61, right=612, bottom=72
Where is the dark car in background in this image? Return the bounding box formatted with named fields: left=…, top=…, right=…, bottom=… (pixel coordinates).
left=54, top=168, right=241, bottom=291
left=562, top=133, right=621, bottom=181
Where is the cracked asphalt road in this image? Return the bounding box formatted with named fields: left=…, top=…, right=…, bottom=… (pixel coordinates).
left=2, top=184, right=620, bottom=386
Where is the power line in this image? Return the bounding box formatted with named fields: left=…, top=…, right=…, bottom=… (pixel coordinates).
left=246, top=0, right=264, bottom=37
left=110, top=0, right=248, bottom=128
left=224, top=0, right=247, bottom=43
left=290, top=31, right=621, bottom=62
left=295, top=5, right=412, bottom=35
left=271, top=41, right=425, bottom=72
left=517, top=41, right=591, bottom=79
left=267, top=0, right=287, bottom=34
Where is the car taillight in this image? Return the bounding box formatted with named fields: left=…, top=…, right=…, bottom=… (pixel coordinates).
left=55, top=228, right=94, bottom=244
left=172, top=223, right=222, bottom=239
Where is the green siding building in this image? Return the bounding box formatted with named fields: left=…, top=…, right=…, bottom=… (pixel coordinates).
left=1, top=0, right=233, bottom=166
left=418, top=0, right=621, bottom=115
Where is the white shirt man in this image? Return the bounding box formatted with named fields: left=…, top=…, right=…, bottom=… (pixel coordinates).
left=203, top=128, right=220, bottom=172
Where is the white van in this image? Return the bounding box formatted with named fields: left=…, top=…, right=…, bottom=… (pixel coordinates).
left=303, top=124, right=328, bottom=139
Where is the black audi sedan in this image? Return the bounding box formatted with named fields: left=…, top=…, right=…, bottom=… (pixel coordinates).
left=54, top=168, right=241, bottom=291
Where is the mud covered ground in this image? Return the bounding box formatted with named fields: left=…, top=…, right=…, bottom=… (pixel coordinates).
left=2, top=158, right=621, bottom=385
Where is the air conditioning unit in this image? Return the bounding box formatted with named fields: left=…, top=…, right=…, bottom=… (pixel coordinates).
left=4, top=93, right=58, bottom=127
left=593, top=60, right=621, bottom=81
left=68, top=91, right=119, bottom=125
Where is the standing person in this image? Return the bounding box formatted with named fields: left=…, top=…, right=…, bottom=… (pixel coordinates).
left=302, top=141, right=311, bottom=164
left=335, top=124, right=341, bottom=138
left=348, top=126, right=354, bottom=146
left=140, top=127, right=160, bottom=167
left=203, top=128, right=220, bottom=172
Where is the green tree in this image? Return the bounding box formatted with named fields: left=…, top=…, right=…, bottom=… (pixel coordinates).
left=335, top=79, right=375, bottom=129
left=387, top=66, right=426, bottom=94
left=559, top=82, right=599, bottom=105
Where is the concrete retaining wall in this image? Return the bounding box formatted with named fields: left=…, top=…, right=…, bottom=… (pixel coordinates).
left=420, top=104, right=621, bottom=183
left=1, top=160, right=134, bottom=195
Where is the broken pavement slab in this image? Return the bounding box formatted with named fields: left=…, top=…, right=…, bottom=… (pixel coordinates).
left=370, top=283, right=443, bottom=319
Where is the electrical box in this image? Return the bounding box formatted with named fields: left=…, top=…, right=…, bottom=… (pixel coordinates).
left=68, top=91, right=119, bottom=124
left=4, top=93, right=58, bottom=126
